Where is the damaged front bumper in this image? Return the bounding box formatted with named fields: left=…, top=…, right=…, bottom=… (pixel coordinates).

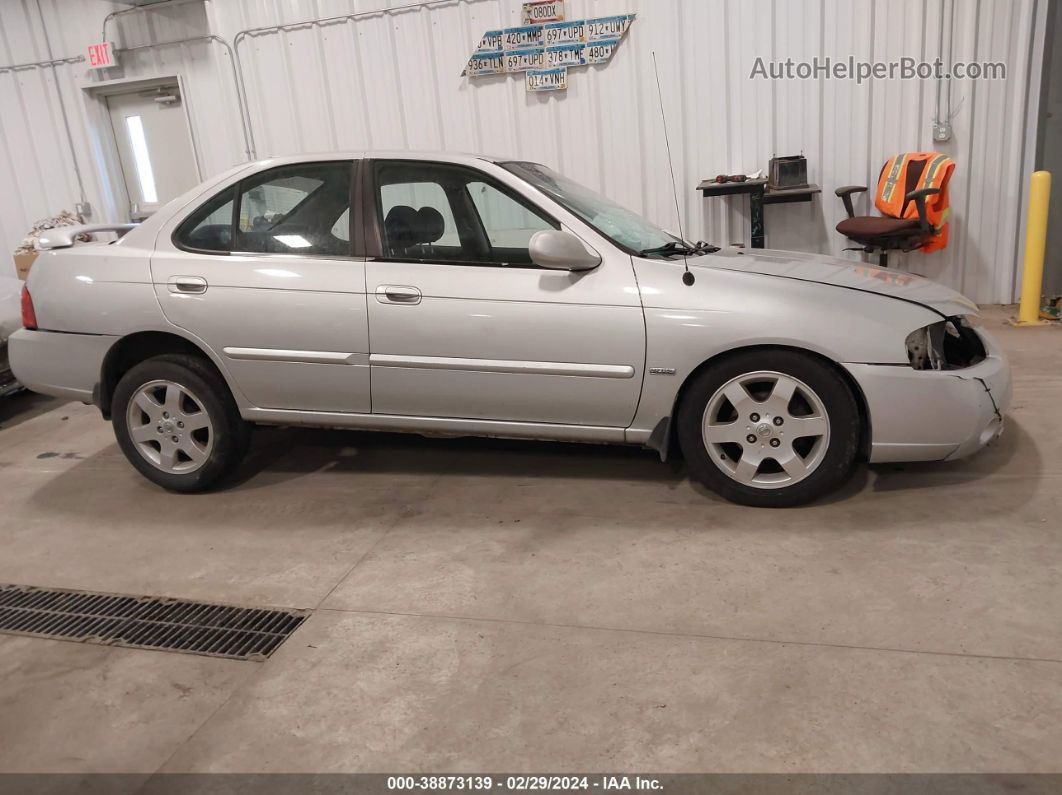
left=843, top=327, right=1011, bottom=464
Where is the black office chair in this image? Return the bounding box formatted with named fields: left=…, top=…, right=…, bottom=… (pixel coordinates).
left=835, top=156, right=944, bottom=268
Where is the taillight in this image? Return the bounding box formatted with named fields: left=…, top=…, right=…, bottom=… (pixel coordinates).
left=20, top=286, right=37, bottom=330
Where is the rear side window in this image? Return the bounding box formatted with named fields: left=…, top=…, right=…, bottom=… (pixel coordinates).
left=235, top=162, right=352, bottom=256
left=173, top=161, right=354, bottom=256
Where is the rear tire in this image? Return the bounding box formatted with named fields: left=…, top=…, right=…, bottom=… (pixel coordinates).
left=112, top=354, right=250, bottom=492
left=677, top=350, right=860, bottom=507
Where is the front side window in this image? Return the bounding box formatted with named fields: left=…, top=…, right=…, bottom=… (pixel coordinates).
left=502, top=161, right=680, bottom=255
left=375, top=161, right=558, bottom=266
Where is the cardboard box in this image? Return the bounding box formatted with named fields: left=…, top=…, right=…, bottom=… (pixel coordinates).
left=14, top=251, right=37, bottom=280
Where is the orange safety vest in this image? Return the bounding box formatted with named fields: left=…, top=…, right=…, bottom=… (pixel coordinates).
left=874, top=152, right=955, bottom=253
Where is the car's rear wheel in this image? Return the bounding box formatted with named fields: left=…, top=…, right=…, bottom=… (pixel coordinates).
left=112, top=354, right=249, bottom=492
left=677, top=350, right=860, bottom=507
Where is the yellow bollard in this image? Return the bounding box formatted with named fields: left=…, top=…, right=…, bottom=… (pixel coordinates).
left=1013, top=170, right=1051, bottom=326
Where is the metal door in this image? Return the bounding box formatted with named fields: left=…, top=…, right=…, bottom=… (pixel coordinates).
left=106, top=85, right=198, bottom=220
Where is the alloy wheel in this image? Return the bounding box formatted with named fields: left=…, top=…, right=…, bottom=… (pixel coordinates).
left=125, top=379, right=214, bottom=474
left=701, top=370, right=831, bottom=490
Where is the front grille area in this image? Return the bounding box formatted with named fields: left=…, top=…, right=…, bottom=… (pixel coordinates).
left=0, top=584, right=307, bottom=661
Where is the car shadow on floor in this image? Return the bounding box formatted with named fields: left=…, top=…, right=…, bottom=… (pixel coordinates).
left=229, top=425, right=682, bottom=489
left=223, top=418, right=1033, bottom=509
left=0, top=390, right=64, bottom=431
left=16, top=410, right=1035, bottom=522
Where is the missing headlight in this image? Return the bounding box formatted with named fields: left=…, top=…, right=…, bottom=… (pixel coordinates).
left=906, top=317, right=986, bottom=370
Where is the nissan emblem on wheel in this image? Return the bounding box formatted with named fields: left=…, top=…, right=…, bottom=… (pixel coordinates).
left=9, top=152, right=1010, bottom=507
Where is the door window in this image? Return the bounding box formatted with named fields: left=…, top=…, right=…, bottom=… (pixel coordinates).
left=124, top=115, right=158, bottom=203
left=331, top=208, right=350, bottom=243
left=235, top=162, right=353, bottom=256
left=380, top=182, right=460, bottom=246
left=374, top=161, right=558, bottom=266
left=173, top=187, right=235, bottom=252
left=467, top=181, right=554, bottom=249
left=174, top=162, right=354, bottom=255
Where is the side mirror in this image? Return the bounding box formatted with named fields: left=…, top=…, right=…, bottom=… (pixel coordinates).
left=529, top=230, right=602, bottom=272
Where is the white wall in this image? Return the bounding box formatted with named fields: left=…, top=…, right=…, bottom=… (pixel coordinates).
left=0, top=0, right=1046, bottom=303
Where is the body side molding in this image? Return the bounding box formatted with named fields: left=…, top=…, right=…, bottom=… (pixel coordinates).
left=223, top=347, right=368, bottom=365
left=370, top=353, right=635, bottom=379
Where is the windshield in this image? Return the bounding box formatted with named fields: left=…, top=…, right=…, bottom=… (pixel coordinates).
left=502, top=161, right=682, bottom=255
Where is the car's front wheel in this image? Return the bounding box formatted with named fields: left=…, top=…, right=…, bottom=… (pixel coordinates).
left=677, top=350, right=861, bottom=507
left=112, top=354, right=250, bottom=492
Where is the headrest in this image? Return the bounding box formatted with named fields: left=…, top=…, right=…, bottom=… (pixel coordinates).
left=417, top=207, right=445, bottom=244
left=384, top=205, right=419, bottom=248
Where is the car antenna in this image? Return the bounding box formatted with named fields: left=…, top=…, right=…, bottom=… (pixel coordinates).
left=652, top=50, right=695, bottom=286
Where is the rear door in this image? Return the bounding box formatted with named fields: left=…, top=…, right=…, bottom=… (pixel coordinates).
left=364, top=158, right=645, bottom=427
left=151, top=159, right=371, bottom=413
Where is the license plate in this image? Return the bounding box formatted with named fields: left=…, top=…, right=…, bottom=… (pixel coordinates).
left=543, top=20, right=585, bottom=46
left=465, top=52, right=504, bottom=76
left=502, top=25, right=544, bottom=50
left=504, top=47, right=544, bottom=72
left=583, top=38, right=620, bottom=64
left=523, top=0, right=565, bottom=25
left=586, top=15, right=631, bottom=41
left=476, top=29, right=502, bottom=53
left=544, top=43, right=585, bottom=67
left=526, top=67, right=568, bottom=91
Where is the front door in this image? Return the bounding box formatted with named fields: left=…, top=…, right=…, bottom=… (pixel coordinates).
left=364, top=159, right=644, bottom=428
left=106, top=85, right=199, bottom=220
left=152, top=160, right=371, bottom=414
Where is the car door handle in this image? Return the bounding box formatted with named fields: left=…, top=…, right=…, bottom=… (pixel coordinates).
left=168, top=276, right=208, bottom=295
left=376, top=285, right=422, bottom=305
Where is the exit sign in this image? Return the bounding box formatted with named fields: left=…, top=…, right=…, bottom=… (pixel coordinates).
left=87, top=42, right=116, bottom=70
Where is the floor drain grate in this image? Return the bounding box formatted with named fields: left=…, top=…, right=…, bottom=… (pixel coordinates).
left=0, top=584, right=308, bottom=661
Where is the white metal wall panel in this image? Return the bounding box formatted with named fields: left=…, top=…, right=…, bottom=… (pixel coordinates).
left=0, top=0, right=110, bottom=261
left=0, top=0, right=1045, bottom=305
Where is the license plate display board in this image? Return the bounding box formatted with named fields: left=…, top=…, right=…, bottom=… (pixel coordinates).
left=463, top=12, right=635, bottom=91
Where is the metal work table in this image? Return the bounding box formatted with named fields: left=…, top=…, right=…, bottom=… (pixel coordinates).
left=697, top=178, right=822, bottom=249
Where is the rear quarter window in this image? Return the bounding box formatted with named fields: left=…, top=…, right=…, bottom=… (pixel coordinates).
left=174, top=187, right=235, bottom=253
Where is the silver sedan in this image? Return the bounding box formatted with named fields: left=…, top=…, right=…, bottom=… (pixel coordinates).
left=10, top=152, right=1010, bottom=506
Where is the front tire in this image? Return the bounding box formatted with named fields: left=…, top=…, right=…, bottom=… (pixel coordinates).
left=677, top=350, right=860, bottom=507
left=112, top=354, right=250, bottom=492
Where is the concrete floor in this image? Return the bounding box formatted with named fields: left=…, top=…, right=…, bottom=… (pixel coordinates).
left=0, top=306, right=1060, bottom=774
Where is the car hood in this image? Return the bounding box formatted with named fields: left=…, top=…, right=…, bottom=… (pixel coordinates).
left=700, top=248, right=978, bottom=317
left=0, top=275, right=21, bottom=342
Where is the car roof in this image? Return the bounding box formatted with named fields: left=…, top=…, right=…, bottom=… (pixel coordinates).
left=246, top=150, right=521, bottom=168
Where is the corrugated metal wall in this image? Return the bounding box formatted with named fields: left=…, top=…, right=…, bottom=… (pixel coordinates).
left=0, top=0, right=1045, bottom=304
